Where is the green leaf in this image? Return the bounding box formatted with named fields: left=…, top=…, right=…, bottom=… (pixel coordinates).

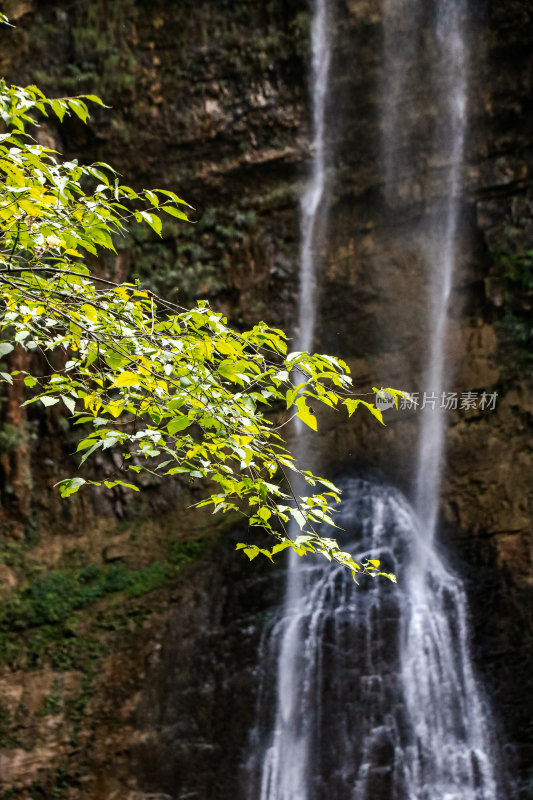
left=218, top=361, right=241, bottom=382
left=40, top=396, right=59, bottom=407
left=162, top=205, right=189, bottom=221
left=104, top=352, right=131, bottom=370
left=167, top=415, right=191, bottom=435
left=286, top=386, right=298, bottom=409
left=69, top=99, right=89, bottom=123
left=295, top=396, right=317, bottom=431
left=86, top=342, right=98, bottom=367
left=50, top=98, right=67, bottom=122
left=76, top=437, right=97, bottom=451
left=79, top=441, right=101, bottom=465
left=112, top=371, right=140, bottom=388
left=61, top=395, right=76, bottom=414
left=80, top=303, right=98, bottom=323
left=345, top=398, right=384, bottom=425
left=243, top=546, right=259, bottom=561
left=83, top=94, right=107, bottom=107
left=103, top=479, right=139, bottom=491
left=360, top=401, right=384, bottom=425
left=290, top=508, right=307, bottom=529
left=286, top=382, right=307, bottom=409
left=0, top=342, right=14, bottom=357
left=258, top=506, right=272, bottom=522
left=271, top=540, right=292, bottom=555
left=158, top=189, right=193, bottom=208
left=168, top=396, right=186, bottom=412
left=344, top=398, right=359, bottom=417
left=91, top=227, right=115, bottom=250
left=56, top=477, right=86, bottom=497
left=140, top=210, right=162, bottom=236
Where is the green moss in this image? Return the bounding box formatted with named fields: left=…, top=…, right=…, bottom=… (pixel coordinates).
left=167, top=534, right=214, bottom=566
left=0, top=561, right=173, bottom=632
left=50, top=766, right=69, bottom=800
left=0, top=532, right=215, bottom=670
left=0, top=703, right=21, bottom=749
left=23, top=765, right=70, bottom=800
left=245, top=181, right=298, bottom=210
left=28, top=0, right=139, bottom=107
left=0, top=537, right=32, bottom=570
left=22, top=625, right=105, bottom=672
left=38, top=686, right=61, bottom=717
left=491, top=244, right=533, bottom=378
left=67, top=669, right=94, bottom=746
left=0, top=633, right=19, bottom=666
left=127, top=207, right=260, bottom=306
left=94, top=599, right=150, bottom=632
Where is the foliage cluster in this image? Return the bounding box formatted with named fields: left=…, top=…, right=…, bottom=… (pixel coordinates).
left=0, top=15, right=402, bottom=580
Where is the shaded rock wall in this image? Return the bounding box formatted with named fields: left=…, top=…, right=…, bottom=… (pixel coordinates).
left=0, top=0, right=532, bottom=798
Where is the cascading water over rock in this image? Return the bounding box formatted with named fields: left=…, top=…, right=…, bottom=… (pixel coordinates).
left=244, top=1, right=504, bottom=799
left=246, top=478, right=499, bottom=800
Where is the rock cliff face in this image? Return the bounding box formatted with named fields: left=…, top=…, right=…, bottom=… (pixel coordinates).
left=0, top=1, right=532, bottom=798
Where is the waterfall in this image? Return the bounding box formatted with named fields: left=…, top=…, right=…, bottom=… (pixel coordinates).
left=246, top=2, right=332, bottom=798
left=389, top=4, right=499, bottom=796
left=413, top=0, right=469, bottom=542
left=244, top=2, right=504, bottom=799
left=298, top=0, right=330, bottom=359
left=381, top=0, right=425, bottom=209
left=246, top=474, right=501, bottom=800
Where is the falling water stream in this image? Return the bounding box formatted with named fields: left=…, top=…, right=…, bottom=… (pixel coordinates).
left=413, top=0, right=469, bottom=541
left=245, top=1, right=502, bottom=799
left=392, top=4, right=499, bottom=797
left=246, top=2, right=332, bottom=798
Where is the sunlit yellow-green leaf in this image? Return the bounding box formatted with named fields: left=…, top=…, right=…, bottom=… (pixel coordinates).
left=295, top=395, right=317, bottom=431
left=167, top=415, right=191, bottom=435
left=80, top=303, right=98, bottom=323
left=112, top=371, right=140, bottom=388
